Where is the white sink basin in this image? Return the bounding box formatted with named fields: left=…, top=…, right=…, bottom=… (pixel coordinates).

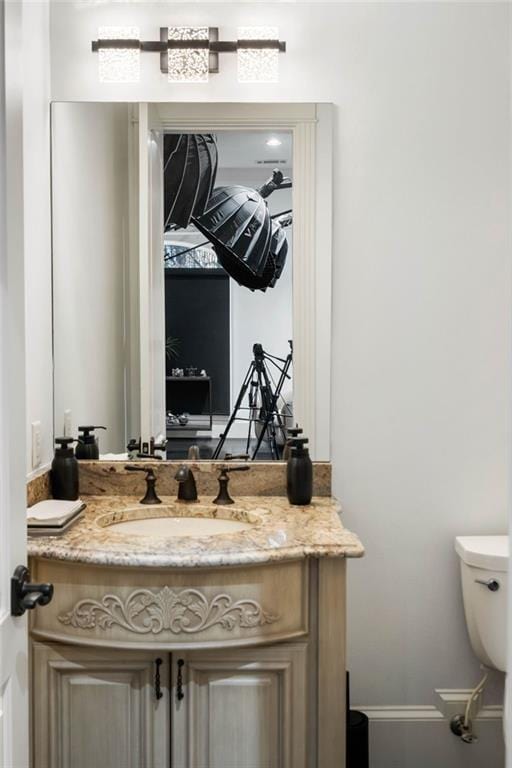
left=95, top=504, right=260, bottom=538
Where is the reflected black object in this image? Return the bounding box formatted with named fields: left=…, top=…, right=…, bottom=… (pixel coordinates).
left=75, top=425, right=106, bottom=460
left=213, top=341, right=293, bottom=461
left=268, top=221, right=288, bottom=288
left=192, top=169, right=291, bottom=292
left=164, top=134, right=218, bottom=229
left=193, top=185, right=272, bottom=289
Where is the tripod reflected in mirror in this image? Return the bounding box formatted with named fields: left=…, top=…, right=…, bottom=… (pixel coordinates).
left=213, top=341, right=293, bottom=461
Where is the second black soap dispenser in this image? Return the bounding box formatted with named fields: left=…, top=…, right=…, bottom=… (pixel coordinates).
left=286, top=433, right=313, bottom=506
left=76, top=425, right=107, bottom=460
left=51, top=437, right=79, bottom=500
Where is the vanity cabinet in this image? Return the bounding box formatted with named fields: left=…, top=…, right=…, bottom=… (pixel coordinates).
left=32, top=643, right=170, bottom=768
left=29, top=555, right=350, bottom=767
left=32, top=642, right=307, bottom=768
left=171, top=644, right=308, bottom=768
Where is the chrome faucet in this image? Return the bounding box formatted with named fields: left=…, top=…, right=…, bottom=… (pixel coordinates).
left=175, top=465, right=198, bottom=502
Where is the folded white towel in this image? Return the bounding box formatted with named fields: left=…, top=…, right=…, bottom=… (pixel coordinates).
left=100, top=452, right=129, bottom=461
left=27, top=499, right=84, bottom=523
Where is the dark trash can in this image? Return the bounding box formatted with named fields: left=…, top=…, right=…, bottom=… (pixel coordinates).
left=346, top=672, right=369, bottom=768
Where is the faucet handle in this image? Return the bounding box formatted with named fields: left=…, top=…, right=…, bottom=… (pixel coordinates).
left=125, top=464, right=155, bottom=478
left=224, top=453, right=250, bottom=461
left=124, top=465, right=161, bottom=505
left=151, top=436, right=168, bottom=454
left=213, top=465, right=250, bottom=505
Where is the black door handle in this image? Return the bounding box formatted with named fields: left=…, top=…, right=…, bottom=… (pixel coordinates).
left=176, top=659, right=185, bottom=701
left=11, top=565, right=54, bottom=616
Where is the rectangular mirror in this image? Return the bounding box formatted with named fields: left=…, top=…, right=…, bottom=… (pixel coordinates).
left=52, top=103, right=296, bottom=461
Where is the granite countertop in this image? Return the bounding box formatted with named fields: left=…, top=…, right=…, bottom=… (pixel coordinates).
left=27, top=495, right=364, bottom=569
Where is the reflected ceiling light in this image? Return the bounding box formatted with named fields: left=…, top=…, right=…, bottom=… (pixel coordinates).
left=97, top=26, right=140, bottom=83
left=266, top=137, right=282, bottom=147
left=238, top=27, right=279, bottom=84
left=92, top=26, right=285, bottom=83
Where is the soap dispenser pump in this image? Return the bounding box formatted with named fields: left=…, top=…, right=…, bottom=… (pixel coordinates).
left=282, top=425, right=303, bottom=461
left=51, top=437, right=79, bottom=500
left=76, top=425, right=106, bottom=460
left=286, top=432, right=313, bottom=506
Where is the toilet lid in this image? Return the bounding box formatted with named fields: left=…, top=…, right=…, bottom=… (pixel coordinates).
left=455, top=535, right=508, bottom=572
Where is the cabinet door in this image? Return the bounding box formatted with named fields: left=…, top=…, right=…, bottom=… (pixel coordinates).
left=32, top=643, right=170, bottom=768
left=171, top=643, right=307, bottom=768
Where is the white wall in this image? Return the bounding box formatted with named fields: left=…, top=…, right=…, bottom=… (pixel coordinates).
left=23, top=0, right=53, bottom=477
left=52, top=102, right=130, bottom=453
left=47, top=3, right=510, bottom=766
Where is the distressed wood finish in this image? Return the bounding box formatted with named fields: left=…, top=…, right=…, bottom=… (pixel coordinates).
left=32, top=643, right=170, bottom=768
left=317, top=558, right=347, bottom=767
left=30, top=558, right=309, bottom=650
left=30, top=557, right=349, bottom=767
left=171, top=644, right=307, bottom=768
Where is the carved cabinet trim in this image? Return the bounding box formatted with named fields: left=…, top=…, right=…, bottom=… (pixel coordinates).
left=30, top=557, right=309, bottom=649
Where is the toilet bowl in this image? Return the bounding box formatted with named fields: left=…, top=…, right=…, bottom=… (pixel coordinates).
left=455, top=535, right=507, bottom=736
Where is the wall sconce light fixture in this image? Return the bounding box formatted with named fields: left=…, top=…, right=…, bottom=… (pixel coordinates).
left=97, top=26, right=141, bottom=83
left=92, top=26, right=285, bottom=84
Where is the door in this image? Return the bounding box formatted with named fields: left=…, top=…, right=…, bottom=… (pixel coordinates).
left=32, top=644, right=170, bottom=768
left=0, top=3, right=30, bottom=766
left=165, top=269, right=231, bottom=415
left=171, top=644, right=307, bottom=768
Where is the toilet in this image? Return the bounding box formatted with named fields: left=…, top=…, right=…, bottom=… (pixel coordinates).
left=455, top=535, right=508, bottom=735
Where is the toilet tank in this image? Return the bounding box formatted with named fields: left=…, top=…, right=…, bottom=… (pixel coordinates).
left=455, top=535, right=507, bottom=672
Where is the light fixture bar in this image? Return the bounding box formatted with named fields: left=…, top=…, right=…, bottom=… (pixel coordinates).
left=92, top=31, right=286, bottom=70
left=92, top=39, right=285, bottom=52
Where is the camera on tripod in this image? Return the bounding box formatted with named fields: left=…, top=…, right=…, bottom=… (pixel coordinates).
left=213, top=341, right=293, bottom=461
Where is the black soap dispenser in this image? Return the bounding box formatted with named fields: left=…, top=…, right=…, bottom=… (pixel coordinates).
left=286, top=434, right=313, bottom=506
left=76, top=425, right=107, bottom=460
left=51, top=437, right=79, bottom=500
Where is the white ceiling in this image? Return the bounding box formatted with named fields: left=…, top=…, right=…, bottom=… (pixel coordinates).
left=214, top=130, right=292, bottom=169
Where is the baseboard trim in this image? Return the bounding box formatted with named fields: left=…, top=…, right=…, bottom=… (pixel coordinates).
left=355, top=706, right=444, bottom=722
left=355, top=704, right=503, bottom=723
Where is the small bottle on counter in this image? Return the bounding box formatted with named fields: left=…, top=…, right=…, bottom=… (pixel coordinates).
left=75, top=425, right=107, bottom=460
left=286, top=434, right=313, bottom=506
left=51, top=437, right=79, bottom=500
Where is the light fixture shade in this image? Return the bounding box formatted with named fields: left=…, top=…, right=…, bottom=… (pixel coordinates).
left=268, top=222, right=288, bottom=288
left=168, top=27, right=209, bottom=83
left=164, top=134, right=218, bottom=229
left=192, top=185, right=273, bottom=291
left=237, top=26, right=279, bottom=84
left=98, top=26, right=140, bottom=83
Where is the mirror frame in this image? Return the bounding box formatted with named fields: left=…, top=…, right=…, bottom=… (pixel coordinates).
left=136, top=102, right=333, bottom=460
